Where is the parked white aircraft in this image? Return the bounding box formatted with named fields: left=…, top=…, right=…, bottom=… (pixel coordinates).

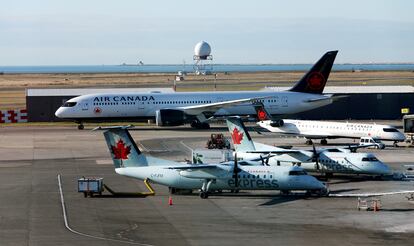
left=253, top=103, right=405, bottom=145
left=56, top=51, right=338, bottom=129
left=226, top=117, right=392, bottom=177
left=99, top=126, right=327, bottom=199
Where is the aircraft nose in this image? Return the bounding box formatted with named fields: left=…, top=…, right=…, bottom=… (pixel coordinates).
left=307, top=176, right=326, bottom=190
left=55, top=107, right=64, bottom=118
left=368, top=162, right=392, bottom=175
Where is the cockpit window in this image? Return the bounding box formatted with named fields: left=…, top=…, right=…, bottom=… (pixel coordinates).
left=62, top=102, right=77, bottom=107
left=289, top=170, right=307, bottom=176
left=383, top=128, right=398, bottom=132
left=362, top=157, right=379, bottom=162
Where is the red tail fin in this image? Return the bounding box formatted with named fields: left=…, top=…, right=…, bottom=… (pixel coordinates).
left=253, top=103, right=271, bottom=121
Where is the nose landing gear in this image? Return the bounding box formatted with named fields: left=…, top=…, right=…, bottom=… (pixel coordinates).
left=75, top=121, right=84, bottom=130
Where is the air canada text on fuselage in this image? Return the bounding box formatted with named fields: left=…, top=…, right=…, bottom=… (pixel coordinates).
left=93, top=95, right=155, bottom=102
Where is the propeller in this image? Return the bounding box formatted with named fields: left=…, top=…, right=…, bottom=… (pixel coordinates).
left=259, top=154, right=271, bottom=166
left=233, top=153, right=240, bottom=188
left=311, top=144, right=321, bottom=171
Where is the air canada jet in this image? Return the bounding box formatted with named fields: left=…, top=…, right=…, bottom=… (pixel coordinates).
left=253, top=102, right=405, bottom=145
left=226, top=117, right=392, bottom=177
left=98, top=126, right=327, bottom=199
left=56, top=51, right=338, bottom=129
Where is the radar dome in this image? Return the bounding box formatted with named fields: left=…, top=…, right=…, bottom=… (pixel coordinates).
left=194, top=41, right=211, bottom=59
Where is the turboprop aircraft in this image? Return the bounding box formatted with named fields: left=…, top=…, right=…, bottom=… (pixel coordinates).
left=226, top=117, right=392, bottom=177
left=56, top=50, right=338, bottom=129
left=253, top=102, right=405, bottom=145
left=98, top=126, right=327, bottom=199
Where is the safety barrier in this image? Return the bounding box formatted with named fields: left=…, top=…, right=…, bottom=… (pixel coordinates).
left=0, top=109, right=27, bottom=123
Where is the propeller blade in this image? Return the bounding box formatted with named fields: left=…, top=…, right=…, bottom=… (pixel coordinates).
left=266, top=153, right=271, bottom=166
left=234, top=153, right=239, bottom=188
left=259, top=155, right=265, bottom=166
left=312, top=143, right=321, bottom=171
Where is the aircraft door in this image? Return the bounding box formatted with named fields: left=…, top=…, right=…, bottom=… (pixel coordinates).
left=81, top=101, right=89, bottom=111
left=281, top=96, right=288, bottom=107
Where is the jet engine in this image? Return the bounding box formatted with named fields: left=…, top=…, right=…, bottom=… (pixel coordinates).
left=269, top=119, right=284, bottom=127
left=155, top=109, right=190, bottom=126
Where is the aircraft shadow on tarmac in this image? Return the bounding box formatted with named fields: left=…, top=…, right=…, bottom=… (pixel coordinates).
left=379, top=208, right=414, bottom=212
left=323, top=176, right=394, bottom=185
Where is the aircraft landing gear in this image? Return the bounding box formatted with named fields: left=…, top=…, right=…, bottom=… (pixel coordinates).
left=320, top=139, right=328, bottom=145
left=199, top=192, right=209, bottom=199
left=280, top=190, right=291, bottom=195
left=191, top=121, right=210, bottom=129
left=305, top=139, right=313, bottom=145
left=199, top=179, right=215, bottom=199
left=77, top=123, right=84, bottom=130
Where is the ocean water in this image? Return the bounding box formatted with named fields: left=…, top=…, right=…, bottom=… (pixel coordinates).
left=0, top=64, right=414, bottom=74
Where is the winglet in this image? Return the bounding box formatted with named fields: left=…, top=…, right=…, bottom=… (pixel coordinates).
left=253, top=102, right=272, bottom=121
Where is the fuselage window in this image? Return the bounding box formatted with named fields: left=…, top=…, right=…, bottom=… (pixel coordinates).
left=289, top=170, right=307, bottom=176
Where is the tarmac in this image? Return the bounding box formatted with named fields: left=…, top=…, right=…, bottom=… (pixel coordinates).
left=1, top=124, right=414, bottom=246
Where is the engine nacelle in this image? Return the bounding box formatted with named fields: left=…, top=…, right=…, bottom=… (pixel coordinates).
left=270, top=119, right=284, bottom=127
left=155, top=109, right=190, bottom=126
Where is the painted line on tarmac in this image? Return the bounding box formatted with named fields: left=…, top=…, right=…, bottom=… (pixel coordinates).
left=57, top=174, right=153, bottom=246
left=180, top=140, right=193, bottom=152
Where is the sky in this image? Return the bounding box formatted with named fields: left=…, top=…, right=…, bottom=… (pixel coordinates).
left=1, top=0, right=414, bottom=65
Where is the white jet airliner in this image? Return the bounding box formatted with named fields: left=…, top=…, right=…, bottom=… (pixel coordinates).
left=253, top=103, right=405, bottom=145
left=226, top=117, right=392, bottom=177
left=56, top=51, right=338, bottom=129
left=99, top=126, right=327, bottom=199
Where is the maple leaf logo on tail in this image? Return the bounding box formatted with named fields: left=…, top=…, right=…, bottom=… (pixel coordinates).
left=306, top=72, right=325, bottom=91
left=111, top=139, right=131, bottom=160
left=231, top=128, right=244, bottom=145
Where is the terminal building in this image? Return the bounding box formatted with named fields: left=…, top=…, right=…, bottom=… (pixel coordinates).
left=26, top=86, right=414, bottom=122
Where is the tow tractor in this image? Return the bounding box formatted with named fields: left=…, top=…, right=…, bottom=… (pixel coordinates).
left=206, top=133, right=230, bottom=149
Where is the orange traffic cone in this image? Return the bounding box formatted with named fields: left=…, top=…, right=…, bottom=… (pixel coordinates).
left=168, top=196, right=173, bottom=206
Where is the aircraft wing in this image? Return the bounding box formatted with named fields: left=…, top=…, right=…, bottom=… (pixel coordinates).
left=166, top=164, right=218, bottom=170
left=303, top=96, right=333, bottom=103
left=329, top=190, right=414, bottom=197
left=167, top=164, right=229, bottom=179
left=177, top=96, right=272, bottom=115
left=317, top=144, right=379, bottom=153
left=246, top=150, right=303, bottom=154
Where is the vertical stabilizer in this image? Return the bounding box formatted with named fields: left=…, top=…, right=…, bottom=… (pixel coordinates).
left=289, top=50, right=338, bottom=94
left=103, top=128, right=149, bottom=168
left=226, top=117, right=256, bottom=151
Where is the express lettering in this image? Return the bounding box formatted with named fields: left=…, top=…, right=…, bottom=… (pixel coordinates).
left=227, top=179, right=279, bottom=189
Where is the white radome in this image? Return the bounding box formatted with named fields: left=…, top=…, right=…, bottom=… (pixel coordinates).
left=194, top=41, right=211, bottom=59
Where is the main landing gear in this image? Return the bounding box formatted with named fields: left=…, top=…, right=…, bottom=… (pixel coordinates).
left=199, top=179, right=215, bottom=199
left=77, top=122, right=84, bottom=130
left=191, top=121, right=210, bottom=129
left=305, top=139, right=328, bottom=145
